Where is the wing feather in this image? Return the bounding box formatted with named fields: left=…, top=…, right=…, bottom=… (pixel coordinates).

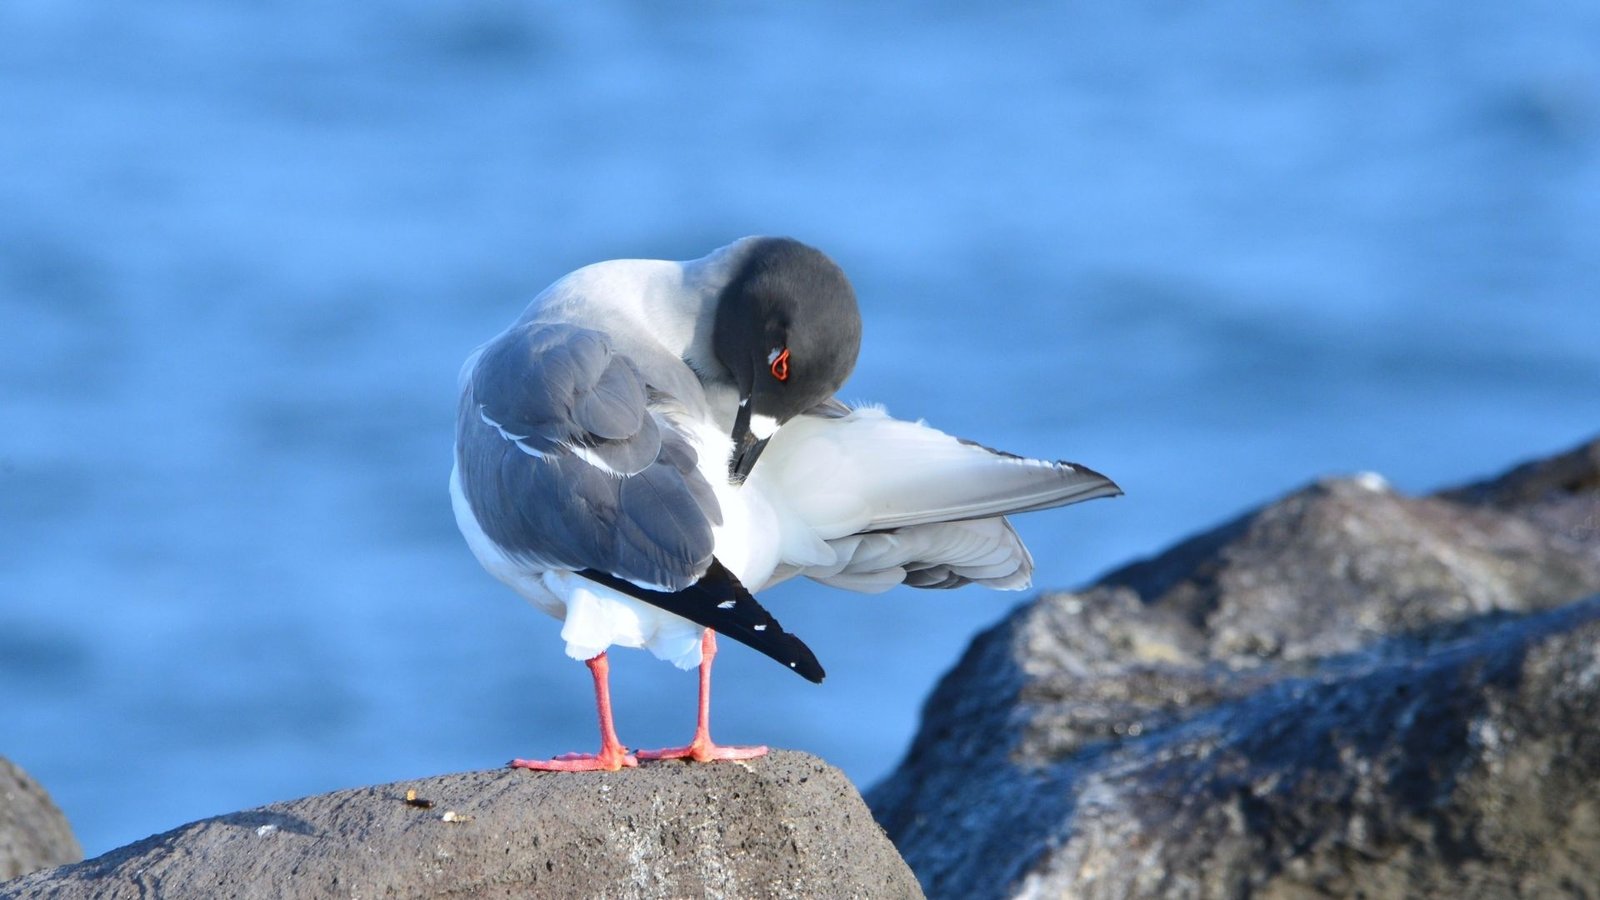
left=457, top=322, right=717, bottom=591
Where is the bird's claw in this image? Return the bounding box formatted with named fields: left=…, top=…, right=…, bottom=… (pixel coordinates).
left=509, top=749, right=638, bottom=772
left=636, top=740, right=768, bottom=763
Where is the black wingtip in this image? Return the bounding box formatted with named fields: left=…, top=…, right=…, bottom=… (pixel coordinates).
left=577, top=562, right=825, bottom=683
left=1060, top=459, right=1124, bottom=498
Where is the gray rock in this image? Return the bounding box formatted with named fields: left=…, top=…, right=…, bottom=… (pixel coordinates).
left=870, top=436, right=1600, bottom=899
left=5, top=750, right=920, bottom=900
left=0, top=758, right=82, bottom=882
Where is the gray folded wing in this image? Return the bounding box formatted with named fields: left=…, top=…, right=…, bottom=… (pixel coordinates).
left=455, top=322, right=721, bottom=591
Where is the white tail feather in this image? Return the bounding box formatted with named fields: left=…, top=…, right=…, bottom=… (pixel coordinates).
left=746, top=406, right=1119, bottom=591
left=751, top=406, right=1120, bottom=533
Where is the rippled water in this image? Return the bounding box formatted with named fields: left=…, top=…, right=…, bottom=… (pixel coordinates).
left=3, top=2, right=1598, bottom=857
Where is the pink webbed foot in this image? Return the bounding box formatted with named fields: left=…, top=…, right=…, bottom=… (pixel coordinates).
left=637, top=630, right=767, bottom=764
left=510, top=747, right=638, bottom=772
left=510, top=651, right=637, bottom=773
left=637, top=739, right=768, bottom=763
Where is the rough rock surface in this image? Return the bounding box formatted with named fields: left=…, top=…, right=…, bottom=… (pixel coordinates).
left=5, top=750, right=920, bottom=900
left=0, top=758, right=82, bottom=882
left=870, top=437, right=1600, bottom=899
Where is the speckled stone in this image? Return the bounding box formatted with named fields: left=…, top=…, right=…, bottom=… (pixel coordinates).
left=871, top=436, right=1600, bottom=899
left=0, top=758, right=82, bottom=882
left=5, top=750, right=920, bottom=899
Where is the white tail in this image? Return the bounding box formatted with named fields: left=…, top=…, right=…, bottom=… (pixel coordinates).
left=747, top=406, right=1120, bottom=591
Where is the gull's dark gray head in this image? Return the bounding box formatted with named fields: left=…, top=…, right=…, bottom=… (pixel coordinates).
left=712, top=237, right=862, bottom=479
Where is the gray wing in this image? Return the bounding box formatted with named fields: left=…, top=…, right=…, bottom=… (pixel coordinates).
left=455, top=322, right=721, bottom=591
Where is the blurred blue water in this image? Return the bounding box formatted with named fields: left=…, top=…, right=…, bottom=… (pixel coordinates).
left=2, top=2, right=1598, bottom=858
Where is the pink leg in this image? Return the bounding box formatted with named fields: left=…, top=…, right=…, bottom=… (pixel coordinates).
left=638, top=630, right=768, bottom=763
left=511, top=652, right=638, bottom=772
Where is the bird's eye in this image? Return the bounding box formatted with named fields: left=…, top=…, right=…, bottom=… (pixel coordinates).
left=769, top=347, right=790, bottom=382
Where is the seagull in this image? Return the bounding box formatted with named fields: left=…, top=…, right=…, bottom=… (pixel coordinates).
left=451, top=236, right=1120, bottom=771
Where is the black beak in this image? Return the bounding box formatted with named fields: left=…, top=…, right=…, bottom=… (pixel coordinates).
left=728, top=396, right=771, bottom=482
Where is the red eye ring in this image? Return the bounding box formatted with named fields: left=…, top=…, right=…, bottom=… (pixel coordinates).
left=770, top=347, right=790, bottom=382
